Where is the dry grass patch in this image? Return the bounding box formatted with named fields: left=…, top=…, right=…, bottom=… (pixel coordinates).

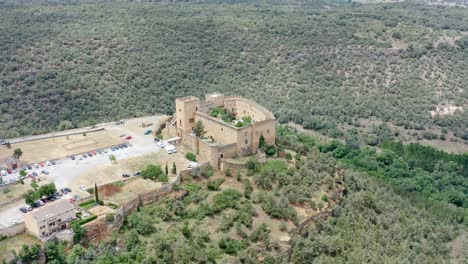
left=0, top=183, right=31, bottom=204
left=0, top=129, right=121, bottom=165
left=0, top=233, right=41, bottom=262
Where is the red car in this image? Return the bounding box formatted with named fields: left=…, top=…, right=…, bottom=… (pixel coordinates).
left=28, top=173, right=33, bottom=178
left=125, top=136, right=132, bottom=140
left=92, top=151, right=97, bottom=155
left=39, top=162, right=45, bottom=167
left=6, top=169, right=12, bottom=174
left=69, top=198, right=76, bottom=203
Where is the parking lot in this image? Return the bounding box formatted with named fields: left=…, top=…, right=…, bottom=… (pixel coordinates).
left=0, top=115, right=188, bottom=229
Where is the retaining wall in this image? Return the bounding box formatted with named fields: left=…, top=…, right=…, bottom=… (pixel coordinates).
left=0, top=222, right=25, bottom=237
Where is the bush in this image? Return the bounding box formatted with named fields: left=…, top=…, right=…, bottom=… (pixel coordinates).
left=105, top=213, right=115, bottom=222
left=265, top=145, right=276, bottom=156
left=185, top=152, right=197, bottom=162
left=218, top=238, right=248, bottom=255
left=207, top=178, right=225, bottom=191
left=77, top=215, right=97, bottom=225
left=107, top=202, right=119, bottom=209
left=212, top=189, right=242, bottom=213
left=79, top=199, right=96, bottom=207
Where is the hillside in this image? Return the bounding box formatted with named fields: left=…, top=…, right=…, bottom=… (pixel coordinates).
left=0, top=1, right=468, bottom=145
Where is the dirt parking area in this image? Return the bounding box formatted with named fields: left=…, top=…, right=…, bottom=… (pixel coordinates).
left=70, top=150, right=188, bottom=194
left=0, top=130, right=122, bottom=165
left=105, top=177, right=177, bottom=204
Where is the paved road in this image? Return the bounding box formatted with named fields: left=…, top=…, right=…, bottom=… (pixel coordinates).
left=0, top=122, right=166, bottom=229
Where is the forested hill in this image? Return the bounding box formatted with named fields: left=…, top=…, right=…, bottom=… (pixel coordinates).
left=1, top=1, right=468, bottom=139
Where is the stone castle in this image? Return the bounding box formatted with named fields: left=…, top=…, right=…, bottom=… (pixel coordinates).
left=166, top=93, right=276, bottom=169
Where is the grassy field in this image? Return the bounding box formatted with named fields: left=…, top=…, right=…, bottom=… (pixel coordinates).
left=0, top=183, right=31, bottom=204
left=0, top=129, right=122, bottom=165
left=0, top=233, right=41, bottom=262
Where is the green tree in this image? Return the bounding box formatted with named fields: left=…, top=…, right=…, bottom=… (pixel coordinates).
left=259, top=134, right=266, bottom=149
left=30, top=181, right=38, bottom=191
left=193, top=120, right=205, bottom=137
left=71, top=222, right=85, bottom=244
left=13, top=148, right=23, bottom=159
left=141, top=164, right=164, bottom=181
left=172, top=162, right=177, bottom=175
left=23, top=190, right=38, bottom=206
left=165, top=162, right=169, bottom=175
left=45, top=242, right=66, bottom=264
left=94, top=183, right=99, bottom=202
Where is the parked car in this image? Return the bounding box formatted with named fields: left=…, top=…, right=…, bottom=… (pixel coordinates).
left=120, top=144, right=127, bottom=148
left=39, top=162, right=44, bottom=167
left=122, top=173, right=130, bottom=178
left=64, top=187, right=72, bottom=193
left=25, top=205, right=32, bottom=211
left=19, top=207, right=28, bottom=213
left=60, top=188, right=68, bottom=194
left=87, top=153, right=93, bottom=157
left=82, top=154, right=87, bottom=158
left=46, top=161, right=52, bottom=166
left=28, top=173, right=33, bottom=178
left=73, top=194, right=80, bottom=200
left=36, top=200, right=45, bottom=206
left=32, top=172, right=38, bottom=177
left=34, top=164, right=39, bottom=168
left=97, top=150, right=103, bottom=154
left=156, top=141, right=165, bottom=148
left=22, top=166, right=28, bottom=171
left=41, top=170, right=49, bottom=175
left=82, top=212, right=89, bottom=218
left=154, top=137, right=160, bottom=142
left=27, top=165, right=32, bottom=170
left=51, top=160, right=56, bottom=165
left=144, top=129, right=152, bottom=135
left=133, top=171, right=141, bottom=176
left=69, top=198, right=76, bottom=203
left=79, top=156, right=83, bottom=160
left=70, top=156, right=76, bottom=160
left=125, top=135, right=132, bottom=140
left=92, top=151, right=97, bottom=155
left=79, top=185, right=86, bottom=191
left=103, top=149, right=108, bottom=153
left=54, top=192, right=62, bottom=198
left=7, top=169, right=12, bottom=174
left=120, top=134, right=126, bottom=137
left=111, top=147, right=116, bottom=151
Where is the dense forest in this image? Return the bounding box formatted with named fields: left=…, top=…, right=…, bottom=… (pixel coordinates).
left=1, top=0, right=468, bottom=142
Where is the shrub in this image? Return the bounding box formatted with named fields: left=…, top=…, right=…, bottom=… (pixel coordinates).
left=77, top=215, right=97, bottom=225
left=225, top=169, right=232, bottom=177
left=107, top=202, right=119, bottom=209
left=218, top=238, right=248, bottom=255
left=207, top=178, right=225, bottom=191
left=142, top=164, right=164, bottom=181
left=185, top=152, right=197, bottom=162
left=211, top=189, right=242, bottom=213
left=105, top=213, right=115, bottom=222
left=79, top=200, right=95, bottom=207
left=265, top=145, right=276, bottom=156
left=321, top=194, right=329, bottom=202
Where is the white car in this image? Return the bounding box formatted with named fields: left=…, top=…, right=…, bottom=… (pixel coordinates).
left=25, top=205, right=32, bottom=211
left=157, top=141, right=166, bottom=148
left=46, top=161, right=52, bottom=166
left=82, top=212, right=89, bottom=218
left=80, top=185, right=86, bottom=191
left=188, top=162, right=198, bottom=169
left=34, top=164, right=39, bottom=168
left=165, top=145, right=176, bottom=154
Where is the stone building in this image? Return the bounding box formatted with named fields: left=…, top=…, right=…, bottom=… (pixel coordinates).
left=166, top=93, right=276, bottom=169
left=24, top=199, right=76, bottom=238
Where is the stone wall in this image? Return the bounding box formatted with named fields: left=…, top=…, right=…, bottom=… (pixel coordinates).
left=0, top=222, right=25, bottom=237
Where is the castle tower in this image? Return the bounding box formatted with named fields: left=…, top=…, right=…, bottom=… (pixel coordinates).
left=175, top=96, right=200, bottom=134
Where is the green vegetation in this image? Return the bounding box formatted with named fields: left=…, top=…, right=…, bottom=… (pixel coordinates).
left=23, top=183, right=56, bottom=206
left=1, top=1, right=468, bottom=143
left=141, top=164, right=168, bottom=183
left=185, top=152, right=197, bottom=162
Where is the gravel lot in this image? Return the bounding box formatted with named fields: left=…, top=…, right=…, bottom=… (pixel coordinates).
left=0, top=115, right=185, bottom=229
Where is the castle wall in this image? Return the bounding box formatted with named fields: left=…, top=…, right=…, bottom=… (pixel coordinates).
left=252, top=119, right=276, bottom=151
left=224, top=97, right=274, bottom=122
left=195, top=112, right=238, bottom=146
